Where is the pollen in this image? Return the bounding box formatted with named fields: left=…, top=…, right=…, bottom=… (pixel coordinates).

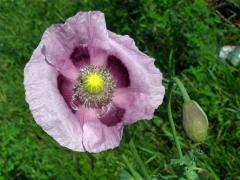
left=84, top=73, right=104, bottom=94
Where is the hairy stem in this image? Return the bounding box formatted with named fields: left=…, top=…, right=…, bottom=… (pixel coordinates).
left=166, top=80, right=183, bottom=159
left=173, top=77, right=190, bottom=103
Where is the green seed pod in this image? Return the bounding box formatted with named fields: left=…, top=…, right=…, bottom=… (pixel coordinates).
left=183, top=100, right=208, bottom=143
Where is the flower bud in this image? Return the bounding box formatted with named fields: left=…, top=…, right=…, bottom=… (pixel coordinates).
left=183, top=100, right=208, bottom=143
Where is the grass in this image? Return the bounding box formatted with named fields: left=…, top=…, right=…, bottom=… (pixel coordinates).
left=0, top=0, right=239, bottom=179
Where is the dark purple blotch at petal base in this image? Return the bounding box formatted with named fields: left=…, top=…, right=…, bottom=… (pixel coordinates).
left=70, top=45, right=90, bottom=68
left=107, top=55, right=130, bottom=88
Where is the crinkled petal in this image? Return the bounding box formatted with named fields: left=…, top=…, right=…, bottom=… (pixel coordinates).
left=80, top=108, right=123, bottom=153
left=112, top=88, right=134, bottom=108
left=108, top=32, right=165, bottom=124
left=112, top=87, right=157, bottom=124
left=41, top=28, right=79, bottom=81
left=66, top=11, right=110, bottom=67
left=41, top=11, right=109, bottom=80
left=24, top=42, right=84, bottom=151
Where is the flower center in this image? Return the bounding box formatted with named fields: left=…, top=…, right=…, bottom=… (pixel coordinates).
left=83, top=73, right=104, bottom=94
left=73, top=66, right=115, bottom=108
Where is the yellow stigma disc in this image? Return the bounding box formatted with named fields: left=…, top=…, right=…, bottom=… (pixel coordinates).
left=83, top=73, right=105, bottom=94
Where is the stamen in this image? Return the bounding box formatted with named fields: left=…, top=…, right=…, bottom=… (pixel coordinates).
left=70, top=94, right=80, bottom=111
left=73, top=66, right=115, bottom=108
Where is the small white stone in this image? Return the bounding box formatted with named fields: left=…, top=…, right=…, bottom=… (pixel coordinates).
left=219, top=45, right=236, bottom=60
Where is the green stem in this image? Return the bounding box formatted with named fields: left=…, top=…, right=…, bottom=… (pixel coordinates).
left=173, top=77, right=190, bottom=103
left=166, top=80, right=183, bottom=159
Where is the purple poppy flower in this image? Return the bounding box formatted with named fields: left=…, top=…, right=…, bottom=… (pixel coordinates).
left=24, top=11, right=165, bottom=152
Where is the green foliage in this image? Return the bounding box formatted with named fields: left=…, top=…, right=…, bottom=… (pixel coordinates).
left=0, top=0, right=239, bottom=179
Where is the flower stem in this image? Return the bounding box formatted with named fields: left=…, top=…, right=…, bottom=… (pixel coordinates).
left=173, top=77, right=190, bottom=103
left=166, top=80, right=183, bottom=159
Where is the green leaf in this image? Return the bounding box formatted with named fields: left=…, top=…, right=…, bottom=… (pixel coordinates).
left=119, top=169, right=135, bottom=180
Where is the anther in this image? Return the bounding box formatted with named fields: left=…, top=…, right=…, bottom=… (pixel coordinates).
left=73, top=66, right=115, bottom=108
